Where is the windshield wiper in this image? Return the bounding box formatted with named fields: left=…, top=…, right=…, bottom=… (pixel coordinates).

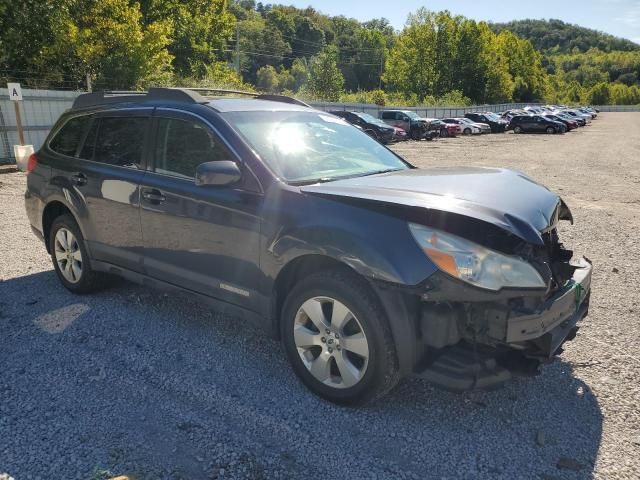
left=289, top=177, right=337, bottom=186
left=290, top=168, right=403, bottom=186
left=359, top=168, right=403, bottom=177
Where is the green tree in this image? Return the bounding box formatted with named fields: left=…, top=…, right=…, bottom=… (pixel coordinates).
left=140, top=0, right=234, bottom=77
left=433, top=11, right=459, bottom=96
left=585, top=82, right=610, bottom=104
left=383, top=8, right=438, bottom=101
left=306, top=46, right=344, bottom=100
left=0, top=0, right=73, bottom=86
left=256, top=64, right=280, bottom=91
left=452, top=19, right=485, bottom=101
left=290, top=58, right=309, bottom=91
left=50, top=0, right=173, bottom=89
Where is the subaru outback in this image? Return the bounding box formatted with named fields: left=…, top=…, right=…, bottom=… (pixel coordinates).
left=24, top=88, right=592, bottom=405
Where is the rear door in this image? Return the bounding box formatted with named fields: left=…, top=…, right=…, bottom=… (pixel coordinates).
left=139, top=110, right=263, bottom=310
left=47, top=110, right=150, bottom=272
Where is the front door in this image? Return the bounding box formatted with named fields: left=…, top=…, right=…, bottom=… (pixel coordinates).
left=139, top=110, right=263, bottom=311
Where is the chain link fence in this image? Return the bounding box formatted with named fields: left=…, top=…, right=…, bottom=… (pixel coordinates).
left=0, top=87, right=638, bottom=164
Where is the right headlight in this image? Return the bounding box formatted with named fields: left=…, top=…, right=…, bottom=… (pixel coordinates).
left=408, top=223, right=546, bottom=291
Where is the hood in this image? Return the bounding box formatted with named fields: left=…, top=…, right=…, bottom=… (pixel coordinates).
left=301, top=167, right=570, bottom=245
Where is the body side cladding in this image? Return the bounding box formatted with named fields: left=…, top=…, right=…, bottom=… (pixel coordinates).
left=91, top=259, right=267, bottom=332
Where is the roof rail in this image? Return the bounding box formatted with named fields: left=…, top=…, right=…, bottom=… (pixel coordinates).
left=71, top=87, right=311, bottom=110
left=255, top=94, right=311, bottom=108
left=185, top=87, right=259, bottom=97
left=72, top=88, right=206, bottom=110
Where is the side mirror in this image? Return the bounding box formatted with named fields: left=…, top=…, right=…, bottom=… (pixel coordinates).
left=195, top=160, right=241, bottom=187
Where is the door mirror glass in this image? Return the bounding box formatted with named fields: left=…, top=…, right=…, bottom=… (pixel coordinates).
left=195, top=161, right=241, bottom=187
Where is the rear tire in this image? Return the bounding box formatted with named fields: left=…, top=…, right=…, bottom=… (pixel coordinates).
left=281, top=269, right=400, bottom=405
left=49, top=214, right=108, bottom=294
left=440, top=129, right=449, bottom=138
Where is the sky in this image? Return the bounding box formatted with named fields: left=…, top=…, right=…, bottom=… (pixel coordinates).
left=283, top=0, right=640, bottom=44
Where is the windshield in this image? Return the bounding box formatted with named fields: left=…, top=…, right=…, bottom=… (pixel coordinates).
left=484, top=112, right=501, bottom=121
left=354, top=112, right=389, bottom=127
left=403, top=111, right=421, bottom=120
left=223, top=110, right=410, bottom=184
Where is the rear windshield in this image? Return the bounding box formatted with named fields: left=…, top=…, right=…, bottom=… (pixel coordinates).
left=223, top=110, right=409, bottom=184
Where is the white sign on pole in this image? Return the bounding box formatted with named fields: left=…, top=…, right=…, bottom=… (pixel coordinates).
left=7, top=82, right=23, bottom=101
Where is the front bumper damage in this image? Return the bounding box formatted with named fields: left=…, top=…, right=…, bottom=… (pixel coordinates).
left=413, top=257, right=592, bottom=391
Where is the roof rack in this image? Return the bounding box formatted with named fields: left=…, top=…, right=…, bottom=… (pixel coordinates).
left=71, top=87, right=311, bottom=110
left=72, top=88, right=206, bottom=109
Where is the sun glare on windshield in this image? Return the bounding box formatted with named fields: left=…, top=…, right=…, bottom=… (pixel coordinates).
left=269, top=124, right=308, bottom=155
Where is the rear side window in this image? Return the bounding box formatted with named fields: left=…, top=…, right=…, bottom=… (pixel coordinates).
left=49, top=116, right=90, bottom=157
left=381, top=112, right=393, bottom=120
left=154, top=118, right=232, bottom=179
left=93, top=117, right=148, bottom=168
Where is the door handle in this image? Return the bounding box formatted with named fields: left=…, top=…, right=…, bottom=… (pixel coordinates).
left=70, top=173, right=87, bottom=186
left=142, top=189, right=166, bottom=204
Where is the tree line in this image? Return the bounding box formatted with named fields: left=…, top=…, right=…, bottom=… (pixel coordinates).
left=1, top=0, right=639, bottom=105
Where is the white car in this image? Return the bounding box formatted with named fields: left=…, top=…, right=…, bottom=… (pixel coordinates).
left=556, top=109, right=592, bottom=123
left=444, top=117, right=490, bottom=135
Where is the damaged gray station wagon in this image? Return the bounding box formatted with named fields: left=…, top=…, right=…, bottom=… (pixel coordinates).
left=25, top=88, right=592, bottom=404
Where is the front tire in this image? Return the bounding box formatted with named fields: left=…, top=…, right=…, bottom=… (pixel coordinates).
left=546, top=126, right=555, bottom=134
left=514, top=125, right=522, bottom=134
left=49, top=214, right=108, bottom=294
left=281, top=269, right=400, bottom=405
left=463, top=128, right=471, bottom=136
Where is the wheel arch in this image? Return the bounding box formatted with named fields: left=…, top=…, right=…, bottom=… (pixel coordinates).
left=42, top=201, right=75, bottom=253
left=270, top=253, right=418, bottom=375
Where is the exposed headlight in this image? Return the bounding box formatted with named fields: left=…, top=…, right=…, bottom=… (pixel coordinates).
left=409, top=223, right=546, bottom=291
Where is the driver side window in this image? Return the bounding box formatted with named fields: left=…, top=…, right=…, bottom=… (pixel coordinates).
left=154, top=117, right=232, bottom=179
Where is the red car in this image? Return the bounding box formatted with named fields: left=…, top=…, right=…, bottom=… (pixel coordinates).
left=543, top=113, right=579, bottom=131
left=427, top=119, right=459, bottom=138
left=391, top=126, right=408, bottom=141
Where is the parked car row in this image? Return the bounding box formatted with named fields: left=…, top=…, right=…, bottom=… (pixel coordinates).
left=330, top=109, right=494, bottom=143
left=500, top=105, right=598, bottom=134
left=328, top=104, right=599, bottom=143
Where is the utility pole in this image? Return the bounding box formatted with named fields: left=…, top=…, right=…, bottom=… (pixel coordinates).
left=378, top=49, right=384, bottom=90
left=235, top=23, right=241, bottom=75
left=86, top=73, right=92, bottom=93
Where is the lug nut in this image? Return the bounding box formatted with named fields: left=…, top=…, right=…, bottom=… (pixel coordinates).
left=328, top=347, right=333, bottom=353
left=321, top=337, right=326, bottom=343
left=325, top=328, right=330, bottom=334
left=335, top=333, right=340, bottom=339
left=336, top=345, right=341, bottom=351
left=328, top=339, right=333, bottom=344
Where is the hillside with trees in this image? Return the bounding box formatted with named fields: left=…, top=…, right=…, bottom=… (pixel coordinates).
left=490, top=19, right=640, bottom=54
left=1, top=1, right=639, bottom=105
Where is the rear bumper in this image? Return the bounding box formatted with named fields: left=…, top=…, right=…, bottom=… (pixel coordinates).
left=413, top=257, right=592, bottom=391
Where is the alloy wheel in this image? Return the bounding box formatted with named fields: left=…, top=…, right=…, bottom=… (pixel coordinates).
left=293, top=296, right=369, bottom=389
left=54, top=228, right=83, bottom=283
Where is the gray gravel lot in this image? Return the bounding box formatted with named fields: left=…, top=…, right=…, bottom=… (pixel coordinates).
left=1, top=114, right=639, bottom=479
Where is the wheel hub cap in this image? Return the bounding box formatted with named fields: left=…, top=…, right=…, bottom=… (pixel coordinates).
left=293, top=296, right=369, bottom=389
left=53, top=228, right=83, bottom=284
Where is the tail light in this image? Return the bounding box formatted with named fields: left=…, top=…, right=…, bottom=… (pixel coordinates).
left=26, top=153, right=38, bottom=173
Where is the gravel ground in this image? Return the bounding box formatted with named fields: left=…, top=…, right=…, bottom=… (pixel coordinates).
left=1, top=114, right=639, bottom=479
